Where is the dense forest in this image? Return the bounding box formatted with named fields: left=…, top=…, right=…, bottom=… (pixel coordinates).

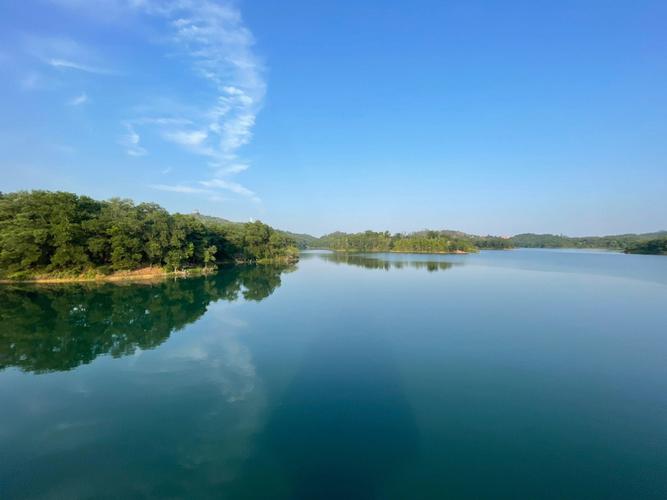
left=0, top=191, right=298, bottom=279
left=624, top=238, right=667, bottom=255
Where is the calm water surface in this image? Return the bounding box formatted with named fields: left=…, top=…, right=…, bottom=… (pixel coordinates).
left=1, top=250, right=667, bottom=499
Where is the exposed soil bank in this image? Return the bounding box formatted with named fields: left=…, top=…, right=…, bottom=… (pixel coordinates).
left=0, top=267, right=210, bottom=284
left=0, top=256, right=299, bottom=284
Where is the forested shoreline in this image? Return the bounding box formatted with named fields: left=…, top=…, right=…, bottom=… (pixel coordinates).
left=0, top=191, right=298, bottom=281
left=624, top=238, right=667, bottom=255
left=313, top=230, right=667, bottom=255
left=315, top=230, right=515, bottom=253
left=510, top=232, right=667, bottom=251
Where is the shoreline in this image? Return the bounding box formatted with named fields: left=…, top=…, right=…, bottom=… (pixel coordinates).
left=0, top=258, right=298, bottom=285
left=0, top=267, right=210, bottom=285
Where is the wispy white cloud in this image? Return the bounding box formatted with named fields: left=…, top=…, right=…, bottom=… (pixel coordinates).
left=121, top=124, right=147, bottom=156
left=67, top=92, right=88, bottom=106
left=136, top=117, right=193, bottom=126
left=48, top=58, right=113, bottom=75
left=163, top=129, right=208, bottom=148
left=210, top=162, right=249, bottom=175
left=129, top=0, right=265, bottom=202
left=25, top=35, right=116, bottom=75
left=200, top=178, right=260, bottom=203
left=49, top=1, right=265, bottom=204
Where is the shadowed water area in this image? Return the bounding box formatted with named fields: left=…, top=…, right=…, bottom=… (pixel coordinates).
left=1, top=250, right=667, bottom=498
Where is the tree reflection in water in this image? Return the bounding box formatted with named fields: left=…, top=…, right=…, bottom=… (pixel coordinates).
left=0, top=264, right=294, bottom=373
left=313, top=252, right=458, bottom=272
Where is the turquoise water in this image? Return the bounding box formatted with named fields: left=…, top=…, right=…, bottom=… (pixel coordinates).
left=1, top=250, right=667, bottom=498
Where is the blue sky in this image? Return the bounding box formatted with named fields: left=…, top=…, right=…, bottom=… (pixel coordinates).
left=1, top=0, right=666, bottom=236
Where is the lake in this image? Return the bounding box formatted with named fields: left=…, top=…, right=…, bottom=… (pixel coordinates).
left=1, top=249, right=667, bottom=499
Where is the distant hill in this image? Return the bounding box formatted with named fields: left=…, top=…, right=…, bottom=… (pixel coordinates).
left=510, top=231, right=667, bottom=250
left=282, top=231, right=319, bottom=249
left=190, top=213, right=237, bottom=227
left=191, top=213, right=318, bottom=249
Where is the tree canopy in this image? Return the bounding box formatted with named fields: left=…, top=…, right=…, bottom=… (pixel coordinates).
left=510, top=232, right=667, bottom=252
left=624, top=238, right=667, bottom=255
left=0, top=191, right=298, bottom=278
left=315, top=230, right=481, bottom=253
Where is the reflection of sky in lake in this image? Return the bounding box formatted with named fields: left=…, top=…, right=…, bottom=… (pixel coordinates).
left=0, top=295, right=271, bottom=497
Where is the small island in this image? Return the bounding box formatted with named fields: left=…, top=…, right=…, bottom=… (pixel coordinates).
left=313, top=230, right=513, bottom=254
left=0, top=191, right=299, bottom=282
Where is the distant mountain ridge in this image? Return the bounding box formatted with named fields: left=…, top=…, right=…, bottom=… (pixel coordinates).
left=191, top=213, right=319, bottom=249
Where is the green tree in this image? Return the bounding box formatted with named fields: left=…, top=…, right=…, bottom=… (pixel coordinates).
left=203, top=245, right=217, bottom=270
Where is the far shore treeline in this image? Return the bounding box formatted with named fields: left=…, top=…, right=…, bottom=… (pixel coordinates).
left=0, top=191, right=298, bottom=280
left=313, top=230, right=667, bottom=255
